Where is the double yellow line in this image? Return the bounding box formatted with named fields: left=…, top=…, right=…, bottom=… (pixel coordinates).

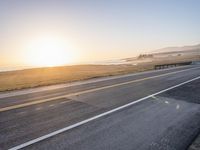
left=0, top=67, right=198, bottom=112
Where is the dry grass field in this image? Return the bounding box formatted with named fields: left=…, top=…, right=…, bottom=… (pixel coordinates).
left=0, top=64, right=153, bottom=92
left=0, top=55, right=199, bottom=92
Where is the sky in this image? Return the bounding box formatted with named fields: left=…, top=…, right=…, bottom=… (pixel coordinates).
left=1, top=0, right=200, bottom=68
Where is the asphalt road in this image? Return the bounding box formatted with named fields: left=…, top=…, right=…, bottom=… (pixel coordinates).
left=0, top=65, right=200, bottom=150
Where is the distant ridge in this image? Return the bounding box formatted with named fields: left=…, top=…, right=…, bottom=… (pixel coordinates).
left=151, top=43, right=200, bottom=54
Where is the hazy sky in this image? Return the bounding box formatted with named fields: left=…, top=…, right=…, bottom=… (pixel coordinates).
left=1, top=0, right=200, bottom=67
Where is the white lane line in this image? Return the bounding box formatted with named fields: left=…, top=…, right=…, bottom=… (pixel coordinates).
left=35, top=107, right=42, bottom=111
left=165, top=101, right=169, bottom=104
left=18, top=111, right=26, bottom=115
left=9, top=75, right=200, bottom=150
left=151, top=96, right=159, bottom=100
left=60, top=101, right=72, bottom=104
left=49, top=104, right=55, bottom=107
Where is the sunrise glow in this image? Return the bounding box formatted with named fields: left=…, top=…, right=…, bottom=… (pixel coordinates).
left=25, top=37, right=76, bottom=67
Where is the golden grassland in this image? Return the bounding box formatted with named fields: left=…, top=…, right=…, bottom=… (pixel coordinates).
left=0, top=65, right=152, bottom=92
left=0, top=55, right=199, bottom=92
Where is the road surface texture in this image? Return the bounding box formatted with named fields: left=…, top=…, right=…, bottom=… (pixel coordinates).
left=0, top=65, right=200, bottom=150
left=188, top=133, right=200, bottom=150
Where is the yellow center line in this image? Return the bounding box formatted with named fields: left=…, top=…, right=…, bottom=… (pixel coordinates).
left=0, top=67, right=198, bottom=112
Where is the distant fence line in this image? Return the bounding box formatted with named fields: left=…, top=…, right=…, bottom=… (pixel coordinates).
left=154, top=61, right=192, bottom=70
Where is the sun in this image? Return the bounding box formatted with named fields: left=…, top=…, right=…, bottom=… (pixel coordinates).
left=25, top=37, right=76, bottom=67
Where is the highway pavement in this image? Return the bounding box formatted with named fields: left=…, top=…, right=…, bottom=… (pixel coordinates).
left=0, top=65, right=200, bottom=150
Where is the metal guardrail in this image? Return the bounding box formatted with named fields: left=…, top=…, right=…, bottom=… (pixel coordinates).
left=154, top=62, right=192, bottom=70
left=192, top=61, right=200, bottom=65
